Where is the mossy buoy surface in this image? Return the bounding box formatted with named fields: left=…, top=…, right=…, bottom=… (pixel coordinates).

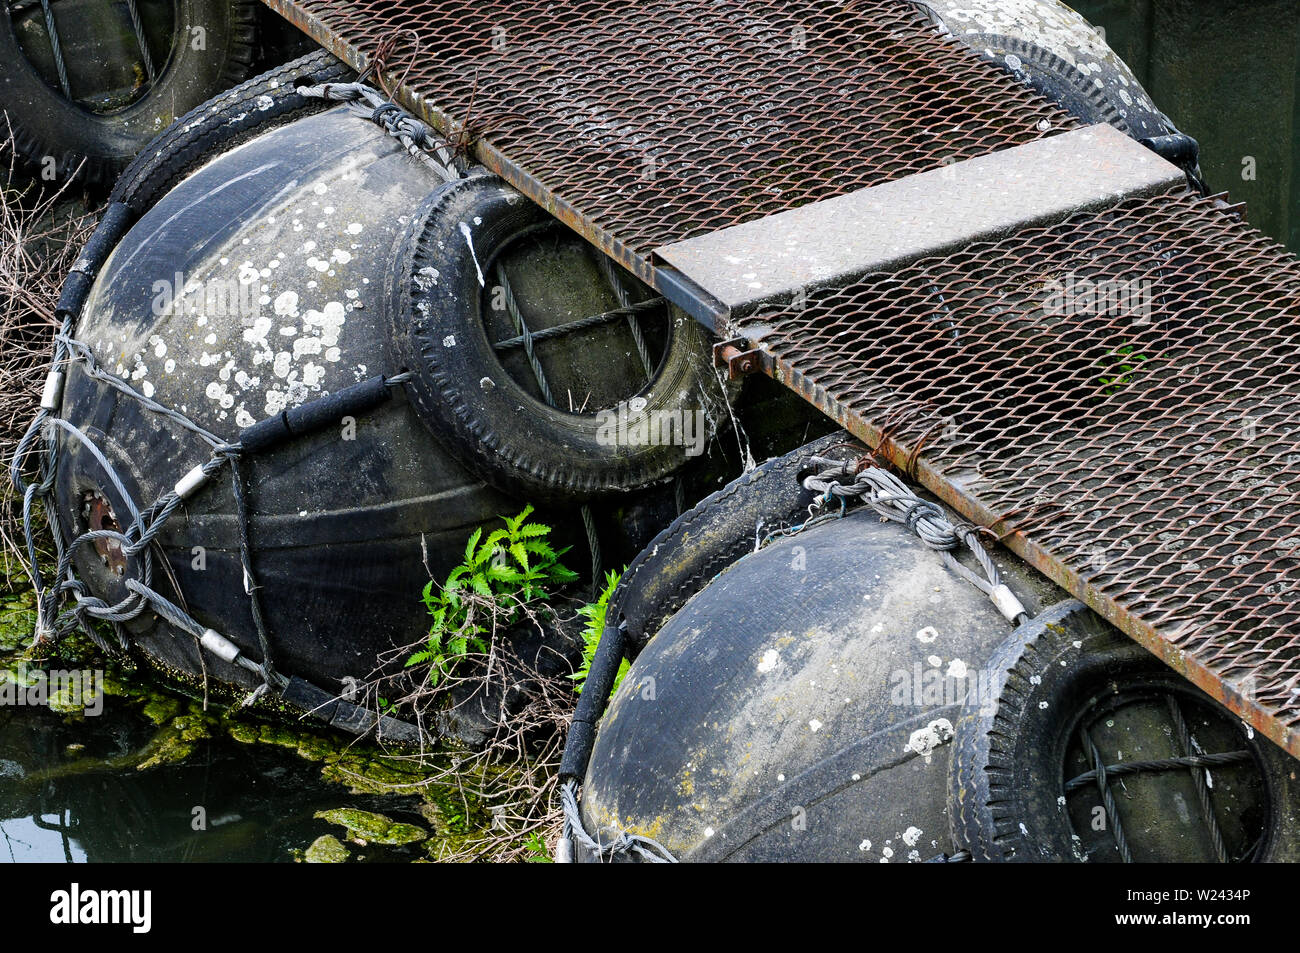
left=579, top=494, right=1297, bottom=862
left=54, top=105, right=527, bottom=698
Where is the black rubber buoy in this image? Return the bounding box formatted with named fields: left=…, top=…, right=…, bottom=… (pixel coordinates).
left=580, top=504, right=1061, bottom=861
left=578, top=446, right=1299, bottom=861
left=53, top=104, right=536, bottom=699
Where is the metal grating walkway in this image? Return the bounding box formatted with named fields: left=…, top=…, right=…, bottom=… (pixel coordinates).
left=262, top=0, right=1073, bottom=284
left=261, top=0, right=1300, bottom=757
left=734, top=190, right=1300, bottom=757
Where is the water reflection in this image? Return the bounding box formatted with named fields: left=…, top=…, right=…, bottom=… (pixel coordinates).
left=0, top=700, right=427, bottom=862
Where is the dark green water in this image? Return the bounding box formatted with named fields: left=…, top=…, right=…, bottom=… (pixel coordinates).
left=0, top=572, right=459, bottom=863
left=0, top=701, right=426, bottom=862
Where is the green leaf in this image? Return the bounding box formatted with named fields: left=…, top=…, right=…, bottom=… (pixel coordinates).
left=548, top=564, right=579, bottom=583
left=463, top=527, right=483, bottom=564
left=521, top=539, right=557, bottom=558
left=510, top=541, right=530, bottom=570
left=405, top=650, right=434, bottom=668
left=509, top=504, right=535, bottom=531
left=485, top=564, right=526, bottom=584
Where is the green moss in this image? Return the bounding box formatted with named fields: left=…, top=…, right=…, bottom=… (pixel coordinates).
left=303, top=834, right=350, bottom=863
left=225, top=721, right=260, bottom=744
left=47, top=687, right=83, bottom=715
left=135, top=726, right=197, bottom=771
left=140, top=696, right=181, bottom=725
left=256, top=724, right=300, bottom=748
left=0, top=589, right=35, bottom=652
left=294, top=735, right=336, bottom=762
left=315, top=808, right=427, bottom=846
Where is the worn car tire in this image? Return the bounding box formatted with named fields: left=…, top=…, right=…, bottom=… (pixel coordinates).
left=1, top=0, right=258, bottom=188
left=614, top=431, right=860, bottom=658
left=110, top=48, right=354, bottom=212
left=392, top=173, right=726, bottom=503
left=950, top=601, right=1300, bottom=862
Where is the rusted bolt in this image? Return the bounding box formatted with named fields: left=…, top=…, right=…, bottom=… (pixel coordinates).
left=713, top=339, right=762, bottom=380
left=82, top=489, right=126, bottom=576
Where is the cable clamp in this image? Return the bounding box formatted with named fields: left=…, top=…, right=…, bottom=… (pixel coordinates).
left=40, top=370, right=66, bottom=411
left=174, top=464, right=210, bottom=500
left=990, top=584, right=1027, bottom=623
left=199, top=628, right=242, bottom=664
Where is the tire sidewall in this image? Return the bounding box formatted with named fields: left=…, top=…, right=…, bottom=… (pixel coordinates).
left=393, top=174, right=722, bottom=501
left=1, top=0, right=251, bottom=173
left=952, top=604, right=1300, bottom=862
left=110, top=49, right=353, bottom=210
left=614, top=431, right=854, bottom=657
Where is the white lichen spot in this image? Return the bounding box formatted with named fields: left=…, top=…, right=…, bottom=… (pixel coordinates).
left=243, top=316, right=273, bottom=349
left=906, top=718, right=954, bottom=760
left=916, top=626, right=939, bottom=643
left=757, top=649, right=779, bottom=673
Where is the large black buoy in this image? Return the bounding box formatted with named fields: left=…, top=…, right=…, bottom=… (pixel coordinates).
left=46, top=88, right=717, bottom=722
left=56, top=104, right=516, bottom=701
left=575, top=445, right=1300, bottom=862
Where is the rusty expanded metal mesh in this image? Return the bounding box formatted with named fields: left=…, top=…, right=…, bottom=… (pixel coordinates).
left=736, top=189, right=1300, bottom=757
left=261, top=0, right=1300, bottom=755
left=263, top=0, right=1074, bottom=275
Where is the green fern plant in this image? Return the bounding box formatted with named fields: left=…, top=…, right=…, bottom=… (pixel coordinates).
left=572, top=569, right=629, bottom=697
left=1099, top=343, right=1148, bottom=394
left=407, top=505, right=577, bottom=686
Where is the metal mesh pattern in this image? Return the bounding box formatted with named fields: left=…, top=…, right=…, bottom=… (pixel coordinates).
left=259, top=0, right=1300, bottom=754
left=737, top=190, right=1300, bottom=756
left=264, top=0, right=1074, bottom=274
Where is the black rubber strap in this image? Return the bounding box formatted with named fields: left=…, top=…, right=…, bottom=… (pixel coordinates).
left=1140, top=133, right=1200, bottom=169
left=56, top=202, right=136, bottom=320
left=238, top=375, right=392, bottom=454
left=559, top=622, right=626, bottom=782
